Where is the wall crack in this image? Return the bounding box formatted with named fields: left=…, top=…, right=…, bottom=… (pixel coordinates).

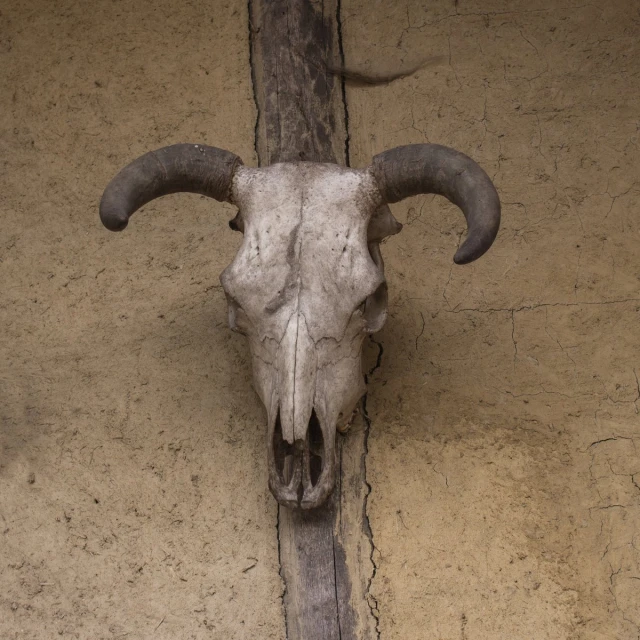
left=362, top=334, right=384, bottom=640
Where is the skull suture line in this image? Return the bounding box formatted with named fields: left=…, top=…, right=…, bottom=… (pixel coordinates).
left=100, top=143, right=500, bottom=509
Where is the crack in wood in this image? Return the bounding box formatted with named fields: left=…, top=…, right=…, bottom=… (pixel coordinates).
left=249, top=1, right=377, bottom=638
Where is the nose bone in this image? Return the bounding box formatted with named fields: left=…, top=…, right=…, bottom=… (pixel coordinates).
left=277, top=312, right=316, bottom=444
left=270, top=312, right=344, bottom=508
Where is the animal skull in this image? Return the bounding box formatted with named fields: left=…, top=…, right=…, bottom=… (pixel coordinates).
left=100, top=143, right=500, bottom=509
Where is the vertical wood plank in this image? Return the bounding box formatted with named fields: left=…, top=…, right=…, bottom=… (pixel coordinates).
left=249, top=1, right=376, bottom=638
left=250, top=0, right=346, bottom=166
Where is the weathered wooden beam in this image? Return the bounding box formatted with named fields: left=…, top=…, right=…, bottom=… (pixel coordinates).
left=250, top=0, right=346, bottom=166
left=249, top=1, right=377, bottom=638
left=277, top=416, right=378, bottom=640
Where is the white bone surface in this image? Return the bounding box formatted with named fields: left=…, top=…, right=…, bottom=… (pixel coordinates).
left=221, top=162, right=400, bottom=506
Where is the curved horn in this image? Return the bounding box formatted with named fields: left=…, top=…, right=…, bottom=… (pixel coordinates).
left=99, top=144, right=243, bottom=231
left=371, top=144, right=500, bottom=264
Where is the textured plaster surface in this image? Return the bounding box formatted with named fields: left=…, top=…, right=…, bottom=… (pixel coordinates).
left=1, top=0, right=639, bottom=639
left=0, top=1, right=285, bottom=638
left=342, top=1, right=640, bottom=638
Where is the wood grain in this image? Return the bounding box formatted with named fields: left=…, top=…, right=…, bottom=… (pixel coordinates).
left=250, top=0, right=346, bottom=166
left=250, top=1, right=376, bottom=638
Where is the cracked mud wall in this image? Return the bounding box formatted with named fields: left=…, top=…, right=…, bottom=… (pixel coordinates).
left=1, top=1, right=285, bottom=638
left=343, top=1, right=640, bottom=638
left=1, top=1, right=639, bottom=639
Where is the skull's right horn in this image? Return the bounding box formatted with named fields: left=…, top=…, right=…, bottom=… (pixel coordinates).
left=99, top=144, right=243, bottom=231
left=370, top=144, right=501, bottom=264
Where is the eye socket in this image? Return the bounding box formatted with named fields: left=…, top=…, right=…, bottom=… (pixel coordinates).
left=227, top=296, right=250, bottom=335
left=228, top=212, right=245, bottom=233
left=359, top=282, right=388, bottom=333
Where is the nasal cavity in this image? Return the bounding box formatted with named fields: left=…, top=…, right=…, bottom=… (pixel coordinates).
left=307, top=409, right=324, bottom=487
left=272, top=408, right=325, bottom=489
left=273, top=410, right=294, bottom=484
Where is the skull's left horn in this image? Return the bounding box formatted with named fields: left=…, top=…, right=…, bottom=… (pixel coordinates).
left=370, top=144, right=500, bottom=264
left=99, top=144, right=243, bottom=231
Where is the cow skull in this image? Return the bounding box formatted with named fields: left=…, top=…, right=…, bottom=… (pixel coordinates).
left=100, top=143, right=500, bottom=509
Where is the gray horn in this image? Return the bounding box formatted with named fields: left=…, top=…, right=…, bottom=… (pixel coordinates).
left=371, top=144, right=501, bottom=264
left=99, top=144, right=243, bottom=231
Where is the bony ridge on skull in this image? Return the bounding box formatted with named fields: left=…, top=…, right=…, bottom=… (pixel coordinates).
left=99, top=143, right=501, bottom=509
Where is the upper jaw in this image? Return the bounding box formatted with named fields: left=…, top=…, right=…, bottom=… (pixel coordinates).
left=267, top=409, right=337, bottom=509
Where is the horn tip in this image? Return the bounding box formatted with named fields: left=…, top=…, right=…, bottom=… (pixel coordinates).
left=453, top=251, right=472, bottom=265
left=453, top=241, right=487, bottom=265
left=100, top=212, right=129, bottom=232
